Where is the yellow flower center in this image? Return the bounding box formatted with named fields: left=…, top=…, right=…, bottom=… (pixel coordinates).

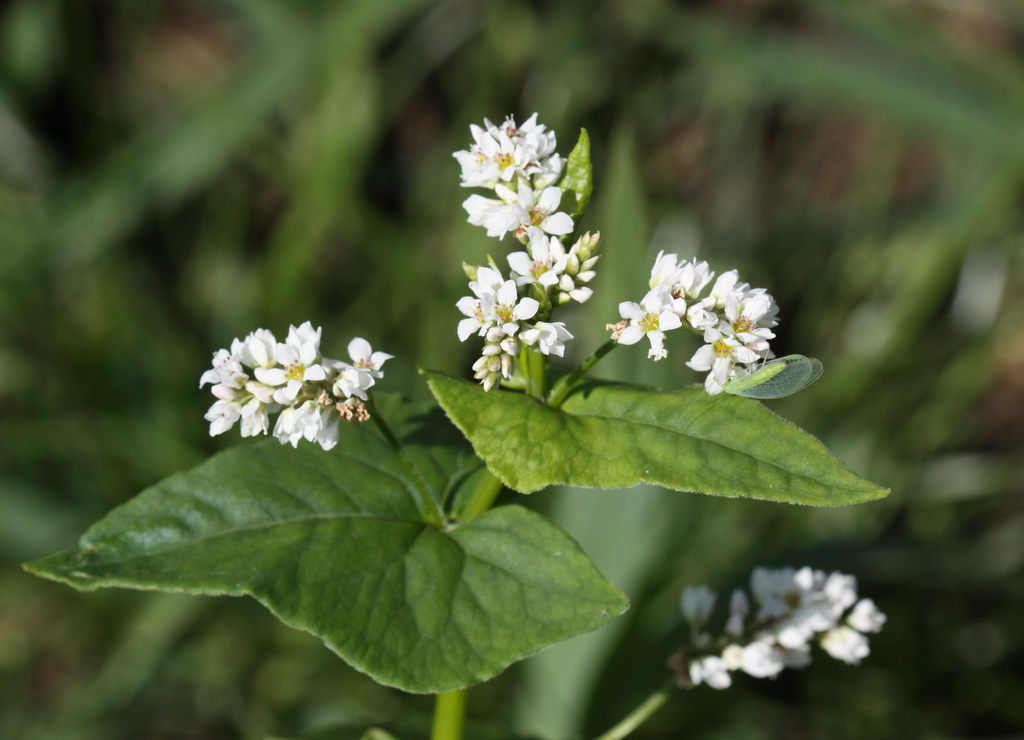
left=713, top=339, right=733, bottom=358
left=638, top=313, right=659, bottom=332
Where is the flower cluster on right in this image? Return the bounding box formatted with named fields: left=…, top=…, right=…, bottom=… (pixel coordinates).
left=676, top=566, right=886, bottom=690
left=614, top=252, right=779, bottom=394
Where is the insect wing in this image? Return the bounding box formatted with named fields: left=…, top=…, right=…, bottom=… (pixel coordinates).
left=725, top=355, right=823, bottom=399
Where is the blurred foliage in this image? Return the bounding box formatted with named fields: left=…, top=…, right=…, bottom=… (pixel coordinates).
left=1, top=0, right=1023, bottom=738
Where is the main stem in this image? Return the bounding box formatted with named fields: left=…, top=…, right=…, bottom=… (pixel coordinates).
left=432, top=689, right=467, bottom=740
left=592, top=679, right=675, bottom=740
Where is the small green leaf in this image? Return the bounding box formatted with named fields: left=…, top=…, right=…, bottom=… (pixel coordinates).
left=24, top=396, right=626, bottom=694
left=560, top=129, right=593, bottom=220
left=424, top=372, right=889, bottom=506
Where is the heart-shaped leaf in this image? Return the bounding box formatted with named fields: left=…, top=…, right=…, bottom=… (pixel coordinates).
left=424, top=373, right=888, bottom=505
left=25, top=397, right=627, bottom=693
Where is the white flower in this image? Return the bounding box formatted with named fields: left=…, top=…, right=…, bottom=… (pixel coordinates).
left=820, top=626, right=871, bottom=665
left=708, top=270, right=747, bottom=309
left=649, top=251, right=684, bottom=290
left=255, top=323, right=328, bottom=404
left=686, top=323, right=759, bottom=391
left=723, top=290, right=777, bottom=356
left=722, top=644, right=746, bottom=670
left=239, top=328, right=278, bottom=369
left=675, top=259, right=715, bottom=299
left=315, top=407, right=340, bottom=451
left=488, top=279, right=539, bottom=336
left=520, top=321, right=573, bottom=357
left=205, top=400, right=241, bottom=436
left=273, top=400, right=321, bottom=448
left=739, top=640, right=785, bottom=678
left=347, top=337, right=392, bottom=378
left=462, top=187, right=526, bottom=239
left=200, top=339, right=248, bottom=392
left=681, top=585, right=717, bottom=626
left=618, top=290, right=683, bottom=360
left=494, top=113, right=558, bottom=161
left=453, top=127, right=536, bottom=188
left=331, top=362, right=375, bottom=401
left=689, top=656, right=731, bottom=689
left=239, top=397, right=270, bottom=437
left=508, top=229, right=569, bottom=287
left=516, top=184, right=574, bottom=236
left=847, top=599, right=886, bottom=633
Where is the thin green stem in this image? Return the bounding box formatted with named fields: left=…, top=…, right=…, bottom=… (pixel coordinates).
left=592, top=679, right=675, bottom=740
left=431, top=689, right=467, bottom=740
left=365, top=395, right=445, bottom=528
left=548, top=339, right=618, bottom=409
left=458, top=469, right=503, bottom=523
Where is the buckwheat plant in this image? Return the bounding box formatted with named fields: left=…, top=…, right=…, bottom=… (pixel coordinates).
left=26, top=114, right=889, bottom=740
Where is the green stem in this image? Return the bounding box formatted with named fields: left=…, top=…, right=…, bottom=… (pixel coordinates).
left=593, top=679, right=674, bottom=740
left=365, top=395, right=445, bottom=528
left=548, top=339, right=618, bottom=409
left=458, top=469, right=503, bottom=523
left=432, top=689, right=467, bottom=740
left=522, top=346, right=548, bottom=400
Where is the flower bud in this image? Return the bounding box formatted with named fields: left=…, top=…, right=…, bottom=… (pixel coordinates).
left=482, top=373, right=498, bottom=392
left=577, top=270, right=596, bottom=284
left=500, top=353, right=513, bottom=378
left=482, top=343, right=502, bottom=356
left=500, top=338, right=519, bottom=355
left=581, top=255, right=600, bottom=271
left=486, top=326, right=505, bottom=343
left=488, top=356, right=502, bottom=372
left=472, top=356, right=489, bottom=372
left=567, top=252, right=581, bottom=274
left=558, top=274, right=574, bottom=292
left=463, top=262, right=480, bottom=281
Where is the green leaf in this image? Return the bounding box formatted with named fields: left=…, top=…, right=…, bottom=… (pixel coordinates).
left=559, top=129, right=593, bottom=220
left=424, top=373, right=889, bottom=506
left=24, top=396, right=627, bottom=694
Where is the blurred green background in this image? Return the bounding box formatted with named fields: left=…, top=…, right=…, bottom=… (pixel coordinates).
left=1, top=0, right=1022, bottom=738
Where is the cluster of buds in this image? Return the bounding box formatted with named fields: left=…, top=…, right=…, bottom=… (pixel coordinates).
left=200, top=322, right=391, bottom=450
left=672, top=566, right=886, bottom=690
left=455, top=114, right=598, bottom=391
left=615, top=251, right=779, bottom=394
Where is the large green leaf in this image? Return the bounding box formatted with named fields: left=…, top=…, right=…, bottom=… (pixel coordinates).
left=424, top=373, right=888, bottom=505
left=25, top=397, right=627, bottom=694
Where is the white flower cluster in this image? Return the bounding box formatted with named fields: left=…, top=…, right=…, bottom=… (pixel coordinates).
left=456, top=114, right=572, bottom=240
left=455, top=114, right=601, bottom=391
left=614, top=251, right=778, bottom=393
left=199, top=322, right=391, bottom=450
left=678, top=566, right=886, bottom=690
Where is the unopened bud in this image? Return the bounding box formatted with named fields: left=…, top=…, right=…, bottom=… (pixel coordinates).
left=556, top=292, right=572, bottom=306
left=567, top=253, right=581, bottom=274
left=572, top=231, right=600, bottom=261
left=482, top=343, right=502, bottom=356
left=482, top=373, right=498, bottom=392
left=500, top=338, right=519, bottom=355
left=558, top=274, right=574, bottom=292
left=463, top=262, right=480, bottom=281
left=577, top=270, right=596, bottom=284
left=474, top=366, right=490, bottom=380
left=472, top=356, right=490, bottom=372
left=488, top=356, right=502, bottom=372
left=486, top=327, right=505, bottom=343
left=581, top=255, right=600, bottom=271
left=500, top=353, right=513, bottom=378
